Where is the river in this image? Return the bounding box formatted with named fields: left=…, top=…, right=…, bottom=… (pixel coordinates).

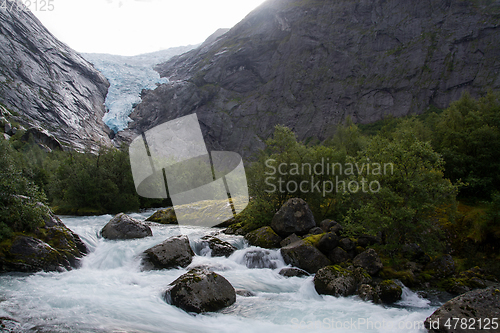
left=0, top=210, right=440, bottom=332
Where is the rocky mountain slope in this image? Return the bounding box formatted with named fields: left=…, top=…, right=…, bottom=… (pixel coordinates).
left=0, top=8, right=112, bottom=151
left=129, top=0, right=500, bottom=158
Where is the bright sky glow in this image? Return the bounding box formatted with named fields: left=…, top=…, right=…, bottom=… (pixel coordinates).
left=33, top=0, right=267, bottom=56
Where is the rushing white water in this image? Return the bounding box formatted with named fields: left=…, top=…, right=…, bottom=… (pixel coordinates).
left=0, top=211, right=439, bottom=332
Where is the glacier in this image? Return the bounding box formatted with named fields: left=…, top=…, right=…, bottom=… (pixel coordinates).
left=83, top=46, right=197, bottom=133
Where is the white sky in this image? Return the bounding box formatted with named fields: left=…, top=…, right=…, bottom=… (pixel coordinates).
left=33, top=0, right=268, bottom=56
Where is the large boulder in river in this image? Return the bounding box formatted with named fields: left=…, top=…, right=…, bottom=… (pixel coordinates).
left=145, top=208, right=177, bottom=224
left=424, top=286, right=500, bottom=332
left=101, top=213, right=152, bottom=240
left=280, top=240, right=331, bottom=273
left=141, top=235, right=194, bottom=270
left=314, top=265, right=358, bottom=297
left=353, top=248, right=383, bottom=276
left=378, top=280, right=402, bottom=303
left=165, top=268, right=236, bottom=313
left=198, top=235, right=236, bottom=257
left=270, top=198, right=316, bottom=237
left=245, top=226, right=282, bottom=249
left=0, top=206, right=87, bottom=273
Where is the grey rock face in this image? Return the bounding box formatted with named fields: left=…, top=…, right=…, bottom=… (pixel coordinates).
left=280, top=240, right=331, bottom=273
left=128, top=0, right=500, bottom=159
left=141, top=235, right=194, bottom=270
left=271, top=198, right=316, bottom=237
left=280, top=233, right=301, bottom=247
left=424, top=286, right=500, bottom=332
left=101, top=213, right=152, bottom=240
left=317, top=232, right=339, bottom=255
left=353, top=248, right=384, bottom=276
left=0, top=9, right=112, bottom=151
left=165, top=268, right=236, bottom=313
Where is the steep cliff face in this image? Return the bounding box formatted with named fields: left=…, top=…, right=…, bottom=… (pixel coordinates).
left=130, top=0, right=500, bottom=158
left=0, top=8, right=112, bottom=150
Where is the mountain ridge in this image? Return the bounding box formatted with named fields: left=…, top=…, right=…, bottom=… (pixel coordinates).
left=128, top=0, right=500, bottom=158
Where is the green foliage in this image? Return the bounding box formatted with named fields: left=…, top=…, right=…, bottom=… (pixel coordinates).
left=344, top=126, right=458, bottom=253
left=0, top=140, right=47, bottom=241
left=433, top=91, right=500, bottom=200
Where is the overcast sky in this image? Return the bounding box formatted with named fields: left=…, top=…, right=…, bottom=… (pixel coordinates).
left=33, top=0, right=267, bottom=56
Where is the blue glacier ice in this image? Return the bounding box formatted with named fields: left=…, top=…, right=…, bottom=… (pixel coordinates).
left=83, top=46, right=197, bottom=133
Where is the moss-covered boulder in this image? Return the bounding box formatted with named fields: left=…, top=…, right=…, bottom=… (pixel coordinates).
left=424, top=286, right=500, bottom=332
left=353, top=248, right=383, bottom=276
left=270, top=198, right=316, bottom=237
left=145, top=208, right=177, bottom=224
left=0, top=207, right=87, bottom=273
left=314, top=265, right=358, bottom=297
left=141, top=235, right=194, bottom=270
left=378, top=280, right=402, bottom=303
left=198, top=235, right=237, bottom=257
left=101, top=213, right=152, bottom=240
left=281, top=240, right=331, bottom=273
left=165, top=268, right=236, bottom=313
left=245, top=226, right=282, bottom=249
left=357, top=284, right=380, bottom=303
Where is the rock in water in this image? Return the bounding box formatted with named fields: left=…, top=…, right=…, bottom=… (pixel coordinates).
left=271, top=198, right=316, bottom=237
left=280, top=240, right=330, bottom=273
left=245, top=226, right=282, bottom=249
left=279, top=267, right=310, bottom=277
left=424, top=286, right=500, bottom=332
left=378, top=280, right=402, bottom=303
left=314, top=265, right=358, bottom=297
left=165, top=268, right=236, bottom=313
left=0, top=207, right=87, bottom=273
left=145, top=208, right=177, bottom=224
left=101, top=213, right=152, bottom=240
left=199, top=235, right=237, bottom=257
left=141, top=235, right=194, bottom=270
left=352, top=248, right=383, bottom=276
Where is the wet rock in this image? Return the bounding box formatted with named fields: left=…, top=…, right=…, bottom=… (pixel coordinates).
left=270, top=198, right=316, bottom=237
left=328, top=247, right=351, bottom=264
left=101, top=213, right=152, bottom=240
left=317, top=232, right=339, bottom=255
left=165, top=268, right=236, bottom=313
left=223, top=224, right=245, bottom=235
left=145, top=208, right=177, bottom=224
left=245, top=226, right=282, bottom=249
left=280, top=233, right=301, bottom=247
left=314, top=265, right=357, bottom=297
left=141, top=235, right=194, bottom=270
left=235, top=289, right=255, bottom=297
left=198, top=235, right=237, bottom=257
left=279, top=267, right=310, bottom=277
left=353, top=248, right=383, bottom=276
left=280, top=240, right=331, bottom=273
left=241, top=249, right=277, bottom=269
left=378, top=280, right=402, bottom=303
left=357, top=284, right=380, bottom=303
left=424, top=286, right=500, bottom=332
